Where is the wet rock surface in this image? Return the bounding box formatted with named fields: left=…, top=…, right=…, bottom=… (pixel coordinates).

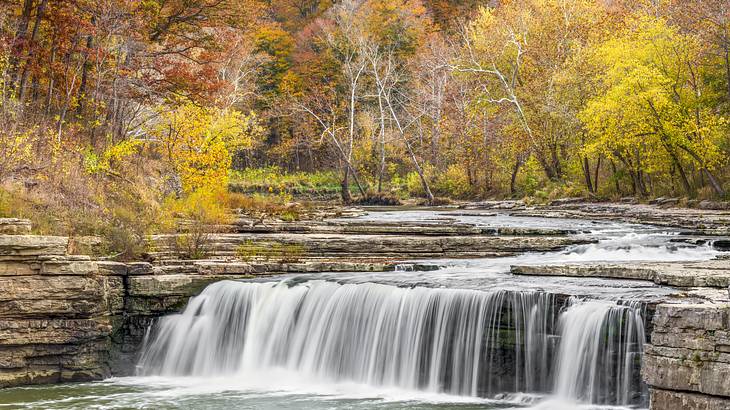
left=466, top=201, right=730, bottom=235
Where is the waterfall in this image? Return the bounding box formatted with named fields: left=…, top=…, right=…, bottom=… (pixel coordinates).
left=138, top=279, right=647, bottom=406
left=554, top=299, right=647, bottom=406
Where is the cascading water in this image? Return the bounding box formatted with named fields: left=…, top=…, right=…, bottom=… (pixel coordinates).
left=139, top=280, right=558, bottom=397
left=554, top=299, right=647, bottom=406
left=4, top=210, right=719, bottom=409
left=137, top=279, right=649, bottom=407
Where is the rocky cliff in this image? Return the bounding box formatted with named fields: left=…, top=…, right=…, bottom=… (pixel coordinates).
left=0, top=229, right=122, bottom=386
left=645, top=302, right=730, bottom=409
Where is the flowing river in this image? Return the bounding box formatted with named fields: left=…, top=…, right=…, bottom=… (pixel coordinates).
left=0, top=210, right=721, bottom=409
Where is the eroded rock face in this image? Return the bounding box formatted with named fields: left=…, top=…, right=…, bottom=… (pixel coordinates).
left=0, top=250, right=123, bottom=386
left=651, top=388, right=730, bottom=410
left=644, top=303, right=730, bottom=409
left=511, top=260, right=730, bottom=288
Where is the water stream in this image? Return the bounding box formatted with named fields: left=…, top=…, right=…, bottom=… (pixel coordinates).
left=0, top=210, right=721, bottom=409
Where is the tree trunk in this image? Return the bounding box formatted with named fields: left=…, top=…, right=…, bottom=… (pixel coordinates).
left=341, top=165, right=352, bottom=204
left=672, top=153, right=693, bottom=196
left=678, top=145, right=726, bottom=197
left=403, top=136, right=433, bottom=204
left=376, top=94, right=386, bottom=193
left=77, top=17, right=96, bottom=116
left=18, top=0, right=48, bottom=103
left=725, top=45, right=730, bottom=104
left=635, top=170, right=648, bottom=197
left=9, top=0, right=34, bottom=85
left=593, top=156, right=601, bottom=194
left=510, top=156, right=523, bottom=196
left=582, top=156, right=594, bottom=193
left=610, top=160, right=621, bottom=195
left=702, top=168, right=726, bottom=197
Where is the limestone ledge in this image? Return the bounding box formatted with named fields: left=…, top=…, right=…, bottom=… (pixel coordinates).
left=650, top=388, right=730, bottom=410
left=150, top=233, right=593, bottom=260
left=465, top=201, right=730, bottom=235
left=511, top=260, right=730, bottom=288
left=0, top=231, right=451, bottom=385
left=0, top=235, right=68, bottom=257
left=226, top=218, right=579, bottom=237
left=644, top=303, right=730, bottom=407
left=0, top=219, right=32, bottom=235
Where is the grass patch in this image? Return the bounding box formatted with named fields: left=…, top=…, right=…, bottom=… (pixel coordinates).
left=229, top=166, right=343, bottom=199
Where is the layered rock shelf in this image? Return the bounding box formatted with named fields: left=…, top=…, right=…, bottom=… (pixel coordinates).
left=510, top=260, right=730, bottom=288
left=1, top=206, right=730, bottom=410
left=150, top=232, right=592, bottom=260
left=467, top=201, right=730, bottom=235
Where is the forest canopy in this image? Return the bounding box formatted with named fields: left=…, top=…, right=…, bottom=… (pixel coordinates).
left=1, top=0, right=729, bottom=251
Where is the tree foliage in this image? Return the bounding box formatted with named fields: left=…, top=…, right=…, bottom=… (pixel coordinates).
left=0, top=0, right=729, bottom=213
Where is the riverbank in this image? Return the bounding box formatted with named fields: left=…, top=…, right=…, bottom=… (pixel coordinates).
left=0, top=203, right=729, bottom=409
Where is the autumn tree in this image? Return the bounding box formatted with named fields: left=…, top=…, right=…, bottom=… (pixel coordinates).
left=582, top=17, right=727, bottom=197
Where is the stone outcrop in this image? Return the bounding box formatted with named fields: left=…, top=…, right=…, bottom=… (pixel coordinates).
left=0, top=219, right=32, bottom=235
left=151, top=232, right=593, bottom=260
left=644, top=303, right=730, bottom=409
left=511, top=202, right=730, bottom=235
left=0, top=228, right=451, bottom=382
left=511, top=260, right=730, bottom=288
left=0, top=234, right=122, bottom=387
left=226, top=218, right=579, bottom=236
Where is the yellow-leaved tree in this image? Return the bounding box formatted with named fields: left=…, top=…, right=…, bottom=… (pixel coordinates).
left=149, top=101, right=263, bottom=193
left=580, top=17, right=727, bottom=197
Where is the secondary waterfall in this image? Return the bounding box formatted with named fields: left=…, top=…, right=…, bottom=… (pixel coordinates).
left=138, top=279, right=648, bottom=406
left=554, top=299, right=647, bottom=405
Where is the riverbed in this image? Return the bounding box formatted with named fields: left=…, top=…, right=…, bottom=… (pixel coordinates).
left=0, top=209, right=722, bottom=410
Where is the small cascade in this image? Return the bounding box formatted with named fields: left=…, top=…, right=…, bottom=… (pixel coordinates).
left=138, top=279, right=648, bottom=407
left=554, top=299, right=647, bottom=406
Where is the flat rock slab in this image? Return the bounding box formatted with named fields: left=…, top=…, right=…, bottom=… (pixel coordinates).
left=0, top=219, right=32, bottom=235
left=152, top=233, right=592, bottom=260
left=508, top=203, right=730, bottom=235
left=228, top=219, right=577, bottom=236
left=0, top=276, right=124, bottom=318
left=650, top=388, right=730, bottom=410
left=0, top=235, right=68, bottom=257
left=511, top=259, right=730, bottom=288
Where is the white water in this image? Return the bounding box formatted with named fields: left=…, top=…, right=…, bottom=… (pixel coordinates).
left=554, top=300, right=646, bottom=405
left=42, top=210, right=716, bottom=410
left=138, top=280, right=648, bottom=407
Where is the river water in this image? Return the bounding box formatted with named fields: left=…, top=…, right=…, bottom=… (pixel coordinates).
left=0, top=210, right=721, bottom=410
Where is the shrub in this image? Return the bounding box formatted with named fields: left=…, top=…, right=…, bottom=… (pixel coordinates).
left=160, top=189, right=232, bottom=259
left=434, top=164, right=472, bottom=198
left=405, top=171, right=425, bottom=197
left=353, top=192, right=402, bottom=206
left=228, top=166, right=341, bottom=198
